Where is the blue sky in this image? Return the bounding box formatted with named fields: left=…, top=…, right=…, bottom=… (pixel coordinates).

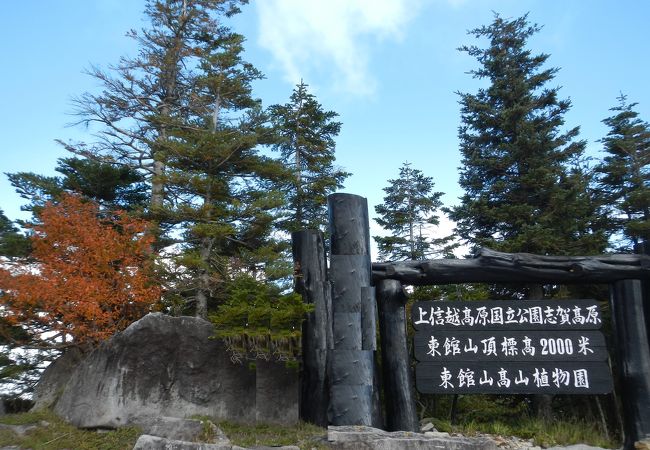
left=1, top=0, right=649, bottom=244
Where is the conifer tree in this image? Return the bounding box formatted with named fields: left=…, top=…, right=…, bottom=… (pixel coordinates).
left=374, top=162, right=454, bottom=261
left=450, top=14, right=606, bottom=258
left=596, top=95, right=650, bottom=252
left=53, top=0, right=285, bottom=317
left=0, top=210, right=30, bottom=258
left=269, top=81, right=348, bottom=232
left=62, top=0, right=247, bottom=218
left=450, top=13, right=607, bottom=420
left=7, top=157, right=147, bottom=214
left=0, top=210, right=39, bottom=396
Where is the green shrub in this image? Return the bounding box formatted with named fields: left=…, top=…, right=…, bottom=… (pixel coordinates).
left=210, top=274, right=313, bottom=363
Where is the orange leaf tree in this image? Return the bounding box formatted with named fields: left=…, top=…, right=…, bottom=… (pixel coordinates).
left=0, top=193, right=160, bottom=349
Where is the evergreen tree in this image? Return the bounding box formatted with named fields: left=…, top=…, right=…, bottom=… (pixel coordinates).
left=595, top=95, right=650, bottom=252
left=0, top=210, right=30, bottom=258
left=7, top=157, right=147, bottom=214
left=374, top=162, right=454, bottom=261
left=55, top=0, right=286, bottom=317
left=0, top=210, right=45, bottom=396
left=62, top=0, right=247, bottom=219
left=449, top=13, right=608, bottom=420
left=269, top=81, right=348, bottom=232
left=450, top=14, right=606, bottom=259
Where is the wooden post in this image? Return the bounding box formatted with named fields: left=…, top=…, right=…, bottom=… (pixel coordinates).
left=638, top=241, right=650, bottom=346
left=327, top=193, right=380, bottom=426
left=377, top=279, right=418, bottom=432
left=292, top=230, right=332, bottom=426
left=610, top=280, right=650, bottom=447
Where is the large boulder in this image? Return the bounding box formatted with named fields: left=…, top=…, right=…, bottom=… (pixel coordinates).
left=51, top=313, right=288, bottom=428
left=32, top=347, right=84, bottom=410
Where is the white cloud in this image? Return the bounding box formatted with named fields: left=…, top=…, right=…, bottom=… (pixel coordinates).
left=255, top=0, right=423, bottom=96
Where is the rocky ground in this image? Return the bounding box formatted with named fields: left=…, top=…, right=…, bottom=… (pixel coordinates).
left=0, top=417, right=631, bottom=450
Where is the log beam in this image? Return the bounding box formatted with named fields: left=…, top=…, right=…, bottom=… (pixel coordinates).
left=373, top=248, right=650, bottom=285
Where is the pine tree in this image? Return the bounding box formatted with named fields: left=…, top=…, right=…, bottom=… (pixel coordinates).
left=596, top=95, right=650, bottom=252
left=7, top=157, right=147, bottom=214
left=0, top=210, right=30, bottom=258
left=55, top=0, right=287, bottom=317
left=374, top=162, right=454, bottom=261
left=0, top=210, right=38, bottom=396
left=269, top=81, right=348, bottom=232
left=450, top=13, right=606, bottom=258
left=449, top=13, right=607, bottom=420
left=62, top=0, right=247, bottom=218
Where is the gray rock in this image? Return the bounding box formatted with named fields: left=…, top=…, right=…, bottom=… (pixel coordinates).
left=134, top=416, right=229, bottom=444
left=31, top=347, right=84, bottom=410
left=255, top=359, right=299, bottom=425
left=232, top=447, right=300, bottom=450
left=0, top=423, right=40, bottom=436
left=327, top=425, right=499, bottom=450
left=423, top=431, right=450, bottom=438
left=420, top=422, right=435, bottom=432
left=545, top=445, right=614, bottom=450
left=53, top=313, right=258, bottom=428
left=133, top=434, right=232, bottom=450
left=239, top=447, right=300, bottom=450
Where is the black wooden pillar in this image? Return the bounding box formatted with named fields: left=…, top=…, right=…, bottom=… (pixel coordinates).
left=610, top=279, right=650, bottom=447
left=327, top=193, right=380, bottom=426
left=292, top=230, right=332, bottom=426
left=638, top=241, right=650, bottom=346
left=376, top=279, right=419, bottom=432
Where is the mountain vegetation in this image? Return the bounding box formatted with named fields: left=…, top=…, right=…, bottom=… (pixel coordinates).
left=0, top=3, right=647, bottom=442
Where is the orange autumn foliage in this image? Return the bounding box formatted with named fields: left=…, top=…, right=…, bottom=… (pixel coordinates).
left=0, top=194, right=161, bottom=348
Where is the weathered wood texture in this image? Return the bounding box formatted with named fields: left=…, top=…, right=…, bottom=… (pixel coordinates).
left=610, top=280, right=650, bottom=446
left=639, top=242, right=650, bottom=347
left=327, top=193, right=380, bottom=427
left=292, top=230, right=332, bottom=426
left=373, top=248, right=650, bottom=285
left=329, top=193, right=371, bottom=257
left=377, top=280, right=419, bottom=432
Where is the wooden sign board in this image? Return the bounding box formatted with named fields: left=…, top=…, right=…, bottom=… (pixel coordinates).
left=415, top=361, right=613, bottom=394
left=412, top=300, right=613, bottom=395
left=412, top=300, right=604, bottom=331
left=414, top=330, right=608, bottom=362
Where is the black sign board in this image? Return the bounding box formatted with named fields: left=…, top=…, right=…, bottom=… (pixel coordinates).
left=412, top=300, right=604, bottom=331
left=412, top=300, right=613, bottom=395
left=416, top=361, right=613, bottom=394
left=414, top=330, right=607, bottom=362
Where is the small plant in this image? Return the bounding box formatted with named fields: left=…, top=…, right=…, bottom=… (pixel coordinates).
left=210, top=274, right=313, bottom=364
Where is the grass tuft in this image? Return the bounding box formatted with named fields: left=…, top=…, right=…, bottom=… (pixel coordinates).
left=0, top=409, right=140, bottom=450
left=218, top=420, right=328, bottom=449
left=433, top=416, right=619, bottom=449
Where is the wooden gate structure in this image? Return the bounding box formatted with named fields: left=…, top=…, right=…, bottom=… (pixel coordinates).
left=292, top=193, right=650, bottom=449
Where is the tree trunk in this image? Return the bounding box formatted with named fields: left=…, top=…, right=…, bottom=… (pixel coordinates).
left=327, top=193, right=381, bottom=427
left=373, top=247, right=650, bottom=285
left=292, top=230, right=331, bottom=426
left=195, top=235, right=213, bottom=319
left=377, top=279, right=419, bottom=432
